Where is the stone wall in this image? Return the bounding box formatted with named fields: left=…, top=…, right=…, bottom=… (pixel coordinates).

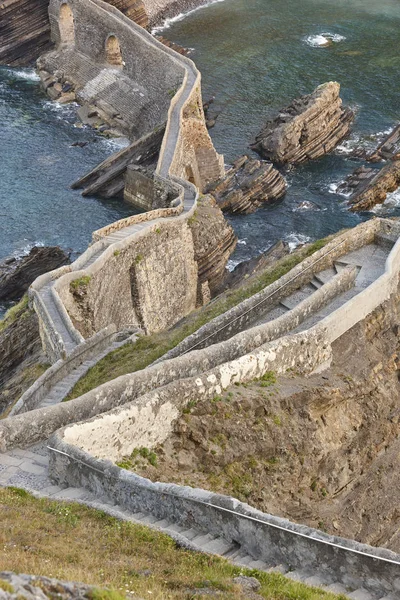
left=160, top=218, right=397, bottom=360
left=48, top=428, right=400, bottom=598
left=56, top=219, right=198, bottom=337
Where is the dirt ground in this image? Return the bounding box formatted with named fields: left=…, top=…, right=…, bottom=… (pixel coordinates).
left=129, top=296, right=400, bottom=552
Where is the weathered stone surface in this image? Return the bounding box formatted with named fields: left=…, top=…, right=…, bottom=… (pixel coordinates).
left=124, top=166, right=178, bottom=210
left=250, top=82, right=354, bottom=165
left=0, top=247, right=70, bottom=302
left=207, top=155, right=287, bottom=214
left=0, top=0, right=53, bottom=66
left=72, top=127, right=165, bottom=199
left=338, top=161, right=400, bottom=212
left=216, top=240, right=290, bottom=295
left=367, top=123, right=400, bottom=162
left=188, top=195, right=237, bottom=296
left=0, top=301, right=44, bottom=417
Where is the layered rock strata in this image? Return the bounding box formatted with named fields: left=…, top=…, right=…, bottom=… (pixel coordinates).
left=0, top=300, right=44, bottom=417
left=338, top=161, right=400, bottom=212
left=0, top=246, right=70, bottom=302
left=250, top=82, right=354, bottom=165
left=367, top=123, right=400, bottom=163
left=188, top=195, right=237, bottom=298
left=207, top=155, right=287, bottom=214
left=0, top=0, right=52, bottom=66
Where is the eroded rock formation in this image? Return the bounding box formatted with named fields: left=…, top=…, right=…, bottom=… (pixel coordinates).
left=367, top=123, right=400, bottom=163
left=338, top=161, right=400, bottom=212
left=188, top=195, right=237, bottom=298
left=0, top=0, right=52, bottom=66
left=207, top=155, right=287, bottom=214
left=216, top=240, right=290, bottom=295
left=0, top=246, right=70, bottom=302
left=106, top=0, right=149, bottom=27
left=0, top=299, right=44, bottom=417
left=250, top=82, right=354, bottom=165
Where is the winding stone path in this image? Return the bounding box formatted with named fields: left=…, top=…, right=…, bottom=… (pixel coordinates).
left=0, top=444, right=396, bottom=600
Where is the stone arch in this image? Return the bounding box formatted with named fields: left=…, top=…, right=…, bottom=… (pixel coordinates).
left=105, top=35, right=123, bottom=67
left=59, top=3, right=75, bottom=45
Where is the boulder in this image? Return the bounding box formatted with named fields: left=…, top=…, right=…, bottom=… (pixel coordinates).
left=207, top=155, right=287, bottom=214
left=338, top=161, right=400, bottom=212
left=250, top=82, right=354, bottom=165
left=0, top=246, right=70, bottom=301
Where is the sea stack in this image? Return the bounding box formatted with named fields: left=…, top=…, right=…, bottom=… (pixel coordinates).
left=250, top=82, right=354, bottom=165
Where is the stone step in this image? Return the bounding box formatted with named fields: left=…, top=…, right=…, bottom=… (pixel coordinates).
left=375, top=233, right=396, bottom=250
left=314, top=266, right=337, bottom=285
left=201, top=537, right=237, bottom=556
left=279, top=284, right=315, bottom=310
left=310, top=276, right=323, bottom=289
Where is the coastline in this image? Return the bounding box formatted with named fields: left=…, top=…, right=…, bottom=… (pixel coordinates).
left=146, top=0, right=225, bottom=29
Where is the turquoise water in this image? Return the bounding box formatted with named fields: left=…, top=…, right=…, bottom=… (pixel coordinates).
left=0, top=67, right=133, bottom=262
left=162, top=0, right=400, bottom=263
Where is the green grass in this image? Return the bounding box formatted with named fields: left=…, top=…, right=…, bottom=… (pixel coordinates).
left=0, top=579, right=14, bottom=593
left=0, top=295, right=29, bottom=332
left=70, top=276, right=92, bottom=291
left=66, top=237, right=332, bottom=400
left=0, top=487, right=346, bottom=600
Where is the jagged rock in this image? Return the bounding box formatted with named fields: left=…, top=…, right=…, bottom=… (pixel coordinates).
left=0, top=0, right=53, bottom=66
left=339, top=161, right=400, bottom=212
left=0, top=246, right=70, bottom=302
left=367, top=123, right=400, bottom=162
left=207, top=155, right=287, bottom=214
left=188, top=195, right=237, bottom=297
left=0, top=300, right=43, bottom=416
left=250, top=82, right=354, bottom=165
left=216, top=240, right=290, bottom=295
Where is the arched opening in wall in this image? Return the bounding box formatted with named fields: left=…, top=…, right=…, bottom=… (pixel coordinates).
left=105, top=35, right=123, bottom=67
left=59, top=3, right=75, bottom=46
left=185, top=166, right=196, bottom=185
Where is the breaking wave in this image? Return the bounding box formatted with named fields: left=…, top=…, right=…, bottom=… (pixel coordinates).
left=304, top=33, right=346, bottom=47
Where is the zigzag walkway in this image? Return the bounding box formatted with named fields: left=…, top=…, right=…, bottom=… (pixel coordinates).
left=0, top=443, right=396, bottom=600
left=0, top=233, right=398, bottom=599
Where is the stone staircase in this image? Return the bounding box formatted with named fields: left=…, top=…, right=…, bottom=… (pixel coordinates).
left=252, top=241, right=391, bottom=331
left=0, top=444, right=396, bottom=600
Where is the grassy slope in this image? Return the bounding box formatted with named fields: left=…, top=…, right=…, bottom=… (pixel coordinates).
left=0, top=487, right=346, bottom=600
left=67, top=237, right=331, bottom=400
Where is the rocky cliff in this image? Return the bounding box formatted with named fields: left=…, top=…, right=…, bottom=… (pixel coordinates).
left=250, top=82, right=354, bottom=165
left=0, top=0, right=52, bottom=66
left=0, top=298, right=45, bottom=417
left=188, top=195, right=237, bottom=298
left=338, top=161, right=400, bottom=212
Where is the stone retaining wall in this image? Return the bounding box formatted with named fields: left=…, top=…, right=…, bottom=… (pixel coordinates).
left=158, top=218, right=398, bottom=360
left=48, top=424, right=400, bottom=598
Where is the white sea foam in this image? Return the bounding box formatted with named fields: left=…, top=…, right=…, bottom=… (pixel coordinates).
left=238, top=239, right=247, bottom=245
left=152, top=0, right=226, bottom=33
left=304, top=33, right=346, bottom=48
left=285, top=233, right=311, bottom=252
left=8, top=68, right=40, bottom=82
